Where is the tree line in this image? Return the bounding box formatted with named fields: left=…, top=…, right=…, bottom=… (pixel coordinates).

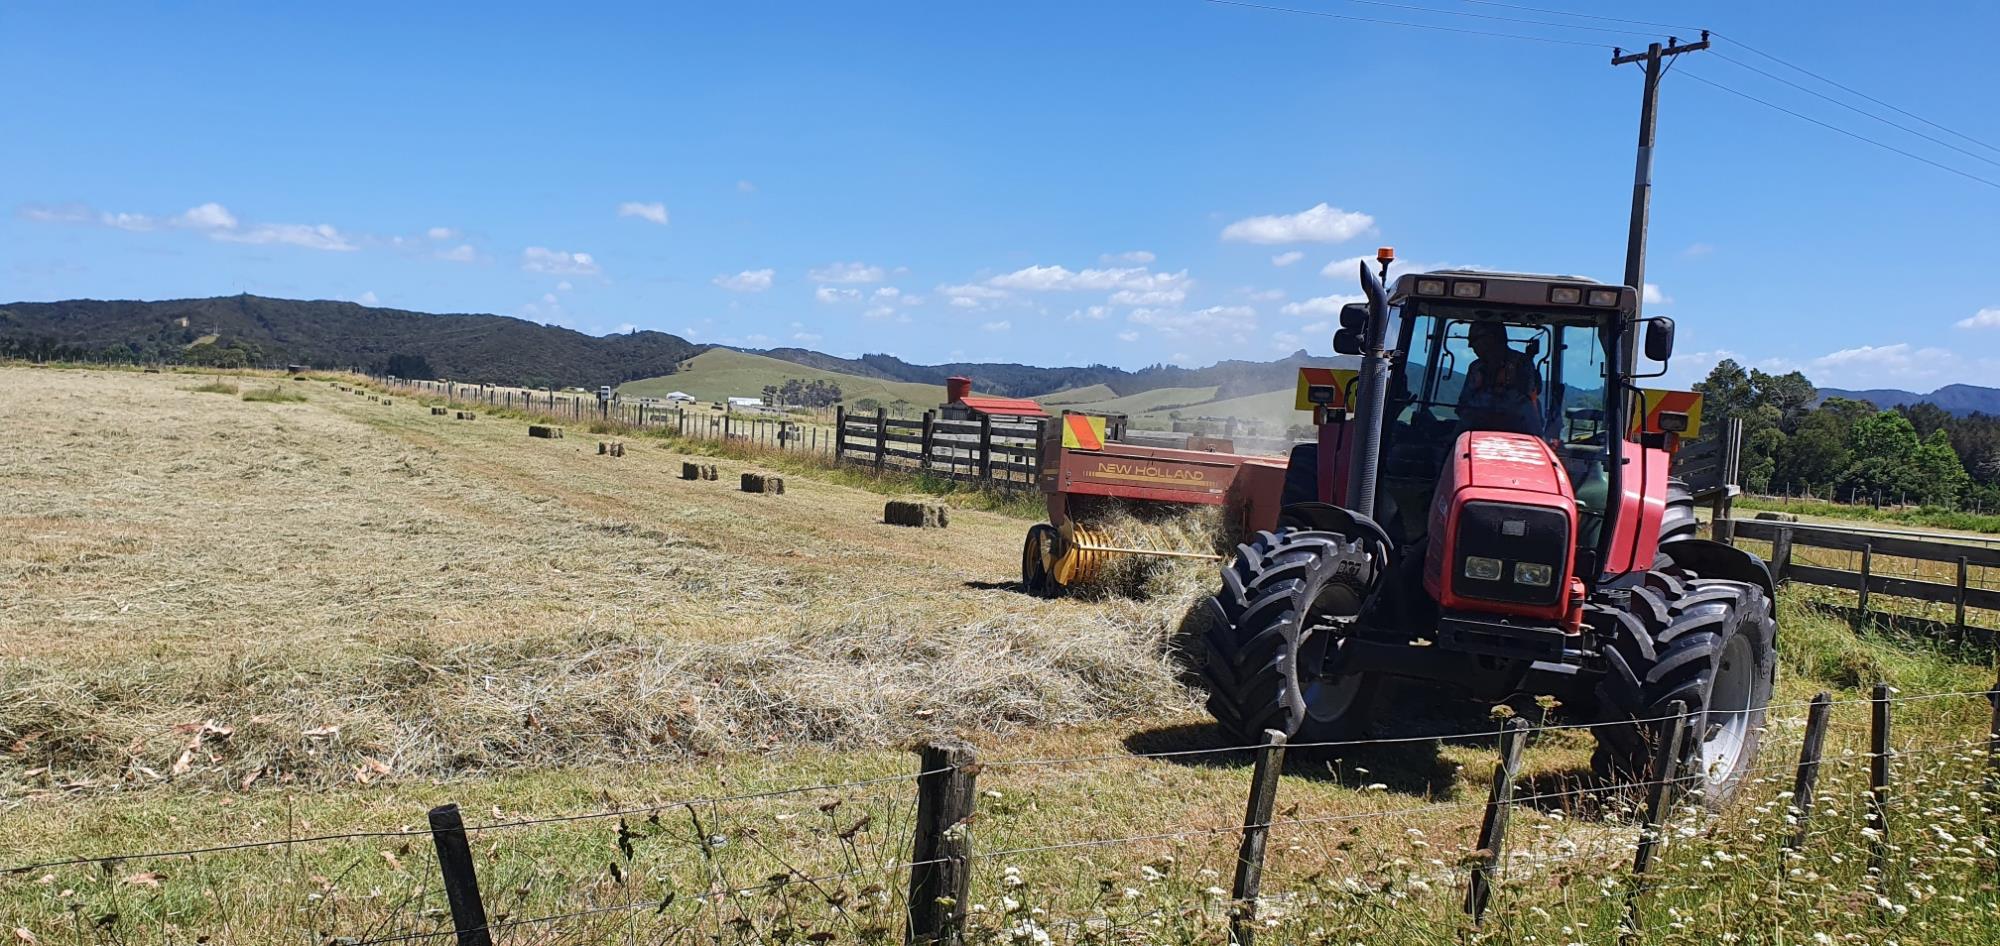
left=760, top=378, right=843, bottom=408
left=1694, top=359, right=1999, bottom=509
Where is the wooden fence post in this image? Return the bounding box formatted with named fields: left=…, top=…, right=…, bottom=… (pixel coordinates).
left=1770, top=526, right=1795, bottom=585
left=834, top=406, right=847, bottom=461
left=1464, top=717, right=1529, bottom=925
left=1228, top=729, right=1288, bottom=946
left=1858, top=543, right=1874, bottom=618
left=907, top=741, right=977, bottom=946
left=1788, top=692, right=1833, bottom=851
left=920, top=410, right=937, bottom=472
left=427, top=804, right=493, bottom=946
left=1622, top=701, right=1688, bottom=944
left=1955, top=557, right=1971, bottom=644
left=1986, top=672, right=2000, bottom=885
left=977, top=415, right=993, bottom=481
left=874, top=408, right=888, bottom=475
left=1868, top=682, right=1891, bottom=879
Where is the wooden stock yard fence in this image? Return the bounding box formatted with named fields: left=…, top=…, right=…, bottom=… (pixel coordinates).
left=1731, top=518, right=2000, bottom=636
left=834, top=406, right=1045, bottom=488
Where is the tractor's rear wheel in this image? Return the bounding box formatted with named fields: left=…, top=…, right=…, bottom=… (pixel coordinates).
left=1202, top=529, right=1378, bottom=743
left=1021, top=524, right=1059, bottom=597
left=1660, top=478, right=1701, bottom=544
left=1588, top=569, right=1776, bottom=807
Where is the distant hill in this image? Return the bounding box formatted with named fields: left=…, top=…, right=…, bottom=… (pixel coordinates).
left=0, top=295, right=705, bottom=389
left=1818, top=383, right=2000, bottom=417
left=618, top=348, right=946, bottom=408
left=748, top=346, right=1348, bottom=400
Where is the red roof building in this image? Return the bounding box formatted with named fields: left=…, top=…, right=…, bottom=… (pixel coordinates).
left=941, top=376, right=1048, bottom=420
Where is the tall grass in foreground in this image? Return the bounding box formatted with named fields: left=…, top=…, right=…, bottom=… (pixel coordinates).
left=240, top=386, right=307, bottom=403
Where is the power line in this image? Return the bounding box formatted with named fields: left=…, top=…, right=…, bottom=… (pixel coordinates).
left=1713, top=32, right=2000, bottom=159
left=1677, top=69, right=2000, bottom=192
left=1455, top=0, right=1700, bottom=33
left=1710, top=50, right=2000, bottom=171
left=1201, top=0, right=1615, bottom=48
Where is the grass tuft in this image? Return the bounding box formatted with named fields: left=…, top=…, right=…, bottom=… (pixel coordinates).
left=190, top=380, right=239, bottom=394
left=240, top=386, right=306, bottom=403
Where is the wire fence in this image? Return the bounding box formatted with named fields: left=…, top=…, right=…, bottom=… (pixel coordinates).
left=8, top=683, right=1997, bottom=945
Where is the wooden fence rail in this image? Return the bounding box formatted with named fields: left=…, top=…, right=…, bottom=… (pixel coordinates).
left=1730, top=518, right=1999, bottom=628
left=834, top=406, right=1045, bottom=488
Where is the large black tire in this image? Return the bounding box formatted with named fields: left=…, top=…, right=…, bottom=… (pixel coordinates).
left=1589, top=570, right=1776, bottom=807
left=1660, top=477, right=1701, bottom=544
left=1203, top=529, right=1378, bottom=743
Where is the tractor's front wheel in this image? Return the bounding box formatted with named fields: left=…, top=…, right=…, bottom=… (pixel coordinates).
left=1589, top=570, right=1776, bottom=807
left=1202, top=529, right=1378, bottom=743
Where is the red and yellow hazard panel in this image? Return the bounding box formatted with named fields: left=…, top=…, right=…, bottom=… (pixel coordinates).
left=1295, top=367, right=1360, bottom=411
left=1631, top=389, right=1704, bottom=437
left=1061, top=413, right=1107, bottom=450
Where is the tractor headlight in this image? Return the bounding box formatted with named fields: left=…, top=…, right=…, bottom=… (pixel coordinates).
left=1514, top=562, right=1554, bottom=587
left=1415, top=278, right=1447, bottom=296
left=1452, top=280, right=1485, bottom=299
left=1464, top=556, right=1503, bottom=581
left=1549, top=286, right=1582, bottom=305
left=1587, top=288, right=1621, bottom=307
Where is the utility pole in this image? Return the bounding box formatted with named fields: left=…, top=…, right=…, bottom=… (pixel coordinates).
left=1613, top=31, right=1708, bottom=350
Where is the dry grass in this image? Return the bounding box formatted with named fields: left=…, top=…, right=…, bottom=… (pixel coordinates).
left=0, top=367, right=1203, bottom=794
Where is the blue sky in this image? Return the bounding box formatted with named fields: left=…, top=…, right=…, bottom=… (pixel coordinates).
left=5, top=1, right=1996, bottom=391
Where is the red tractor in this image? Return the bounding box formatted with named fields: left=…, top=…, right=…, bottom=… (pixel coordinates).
left=1203, top=261, right=1775, bottom=805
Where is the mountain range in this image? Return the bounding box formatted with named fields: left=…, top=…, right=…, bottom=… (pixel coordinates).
left=3, top=295, right=1996, bottom=416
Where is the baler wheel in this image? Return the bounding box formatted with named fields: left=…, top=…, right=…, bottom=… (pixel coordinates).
left=1020, top=523, right=1060, bottom=597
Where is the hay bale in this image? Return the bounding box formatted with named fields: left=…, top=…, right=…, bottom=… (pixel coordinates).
left=1754, top=511, right=1799, bottom=522
left=456, top=411, right=477, bottom=421
left=598, top=440, right=626, bottom=456
left=740, top=472, right=785, bottom=495
left=610, top=442, right=625, bottom=457
left=529, top=425, right=564, bottom=439
left=381, top=399, right=392, bottom=407
left=431, top=406, right=449, bottom=416
left=682, top=461, right=717, bottom=481
left=884, top=500, right=949, bottom=528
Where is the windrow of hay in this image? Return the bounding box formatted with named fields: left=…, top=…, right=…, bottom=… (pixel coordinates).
left=1061, top=500, right=1233, bottom=598
left=2, top=576, right=1211, bottom=791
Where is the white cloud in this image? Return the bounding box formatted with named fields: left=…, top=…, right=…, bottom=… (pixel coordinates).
left=1642, top=283, right=1671, bottom=305
left=939, top=282, right=1010, bottom=309
left=1955, top=307, right=2000, bottom=330
left=981, top=320, right=1012, bottom=332
left=1244, top=288, right=1286, bottom=302
left=864, top=305, right=898, bottom=320
left=521, top=247, right=600, bottom=275
left=556, top=280, right=573, bottom=292
left=1116, top=330, right=1140, bottom=342
left=1682, top=242, right=1715, bottom=258
left=1109, top=287, right=1187, bottom=306
left=712, top=268, right=774, bottom=292
left=1271, top=251, right=1304, bottom=267
left=215, top=222, right=357, bottom=251
left=357, top=291, right=379, bottom=306
left=542, top=292, right=559, bottom=304
left=1070, top=305, right=1111, bottom=321
left=815, top=286, right=862, bottom=304
left=1221, top=203, right=1374, bottom=244
left=1319, top=254, right=1427, bottom=282
left=617, top=201, right=669, bottom=225
left=1281, top=293, right=1366, bottom=317
left=427, top=226, right=457, bottom=240
left=987, top=264, right=1190, bottom=294
left=101, top=212, right=157, bottom=231
left=177, top=202, right=238, bottom=231
left=1101, top=250, right=1155, bottom=264
left=737, top=180, right=756, bottom=193
left=809, top=261, right=886, bottom=284
left=1128, top=305, right=1257, bottom=338
left=436, top=243, right=478, bottom=263
left=1799, top=342, right=2000, bottom=390
left=17, top=203, right=93, bottom=223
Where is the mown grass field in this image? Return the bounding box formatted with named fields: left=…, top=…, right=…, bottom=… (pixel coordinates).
left=3, top=366, right=1998, bottom=944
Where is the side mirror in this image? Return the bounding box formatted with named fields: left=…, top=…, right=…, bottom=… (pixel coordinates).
left=1333, top=327, right=1363, bottom=355
left=1339, top=302, right=1368, bottom=332
left=1644, top=317, right=1676, bottom=362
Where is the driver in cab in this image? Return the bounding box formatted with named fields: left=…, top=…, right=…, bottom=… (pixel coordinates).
left=1458, top=321, right=1543, bottom=437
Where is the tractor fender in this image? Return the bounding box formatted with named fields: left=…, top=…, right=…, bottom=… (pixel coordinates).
left=1659, top=538, right=1775, bottom=604
left=1278, top=502, right=1396, bottom=556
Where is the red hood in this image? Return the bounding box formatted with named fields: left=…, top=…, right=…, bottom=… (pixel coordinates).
left=1459, top=431, right=1571, bottom=498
